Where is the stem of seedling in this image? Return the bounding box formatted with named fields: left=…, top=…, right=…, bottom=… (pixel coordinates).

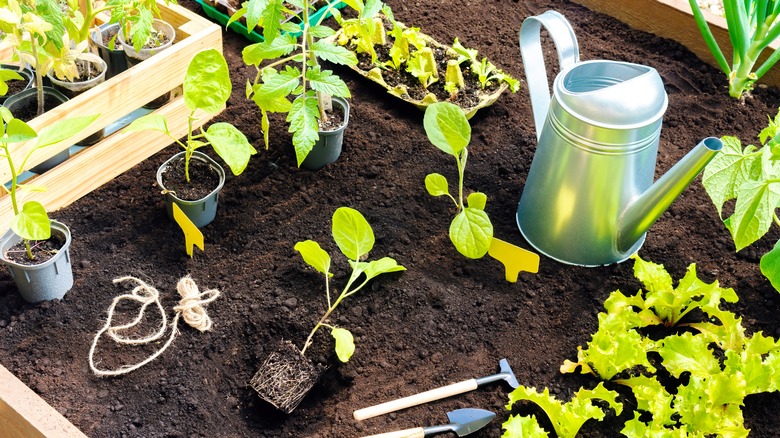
left=774, top=213, right=780, bottom=228
left=455, top=149, right=467, bottom=212
left=30, top=38, right=44, bottom=116
left=301, top=261, right=364, bottom=356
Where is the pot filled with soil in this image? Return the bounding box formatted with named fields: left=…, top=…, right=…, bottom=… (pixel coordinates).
left=301, top=96, right=350, bottom=171
left=0, top=64, right=33, bottom=104
left=0, top=220, right=73, bottom=303
left=90, top=23, right=128, bottom=80
left=117, top=19, right=176, bottom=109
left=4, top=87, right=71, bottom=173
left=157, top=150, right=226, bottom=228
left=47, top=58, right=108, bottom=146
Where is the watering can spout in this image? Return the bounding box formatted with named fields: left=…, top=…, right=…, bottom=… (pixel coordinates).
left=617, top=137, right=723, bottom=252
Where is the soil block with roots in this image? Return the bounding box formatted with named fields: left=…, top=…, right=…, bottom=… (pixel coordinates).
left=249, top=341, right=325, bottom=413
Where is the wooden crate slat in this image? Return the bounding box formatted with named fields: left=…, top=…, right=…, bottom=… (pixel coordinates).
left=0, top=364, right=87, bottom=438
left=0, top=99, right=218, bottom=226
left=0, top=2, right=222, bottom=182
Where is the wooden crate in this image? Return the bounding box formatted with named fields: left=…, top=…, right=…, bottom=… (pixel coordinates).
left=0, top=1, right=223, bottom=226
left=569, top=0, right=780, bottom=88
left=0, top=2, right=221, bottom=436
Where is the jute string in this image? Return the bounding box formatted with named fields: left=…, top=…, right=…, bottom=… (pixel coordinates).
left=88, top=276, right=220, bottom=377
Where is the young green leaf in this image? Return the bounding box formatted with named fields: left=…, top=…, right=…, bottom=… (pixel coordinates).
left=310, top=40, right=358, bottom=66
left=11, top=201, right=50, bottom=241
left=34, top=114, right=100, bottom=148
left=256, top=66, right=302, bottom=101
left=183, top=48, right=231, bottom=114
left=242, top=34, right=299, bottom=66
left=501, top=414, right=549, bottom=438
left=728, top=165, right=780, bottom=251
left=702, top=136, right=762, bottom=216
left=331, top=327, right=355, bottom=362
left=306, top=66, right=351, bottom=98
left=504, top=383, right=622, bottom=438
left=467, top=192, right=487, bottom=211
left=4, top=119, right=37, bottom=143
left=760, top=240, right=780, bottom=295
left=423, top=102, right=471, bottom=156
left=294, top=240, right=331, bottom=275
left=242, top=0, right=271, bottom=33
left=259, top=0, right=283, bottom=42
left=124, top=113, right=170, bottom=136
left=332, top=207, right=374, bottom=260
left=449, top=207, right=493, bottom=259
left=203, top=123, right=257, bottom=176
left=0, top=69, right=23, bottom=96
left=658, top=332, right=721, bottom=379
left=287, top=93, right=320, bottom=166
left=361, top=257, right=406, bottom=281
left=308, top=25, right=336, bottom=38
left=618, top=376, right=677, bottom=427
left=424, top=173, right=449, bottom=197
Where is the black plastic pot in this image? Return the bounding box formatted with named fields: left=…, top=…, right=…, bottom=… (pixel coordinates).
left=117, top=19, right=176, bottom=109
left=91, top=23, right=129, bottom=80
left=4, top=87, right=71, bottom=173
left=301, top=96, right=350, bottom=171
left=48, top=58, right=108, bottom=145
left=157, top=151, right=226, bottom=228
left=0, top=220, right=74, bottom=303
left=0, top=64, right=33, bottom=104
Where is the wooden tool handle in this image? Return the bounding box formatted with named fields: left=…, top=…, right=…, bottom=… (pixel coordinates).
left=353, top=379, right=478, bottom=421
left=360, top=427, right=425, bottom=438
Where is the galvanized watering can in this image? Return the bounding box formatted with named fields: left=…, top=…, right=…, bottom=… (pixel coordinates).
left=516, top=11, right=722, bottom=266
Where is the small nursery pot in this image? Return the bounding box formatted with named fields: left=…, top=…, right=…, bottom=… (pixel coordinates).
left=4, top=87, right=70, bottom=173
left=117, top=19, right=176, bottom=109
left=249, top=341, right=326, bottom=413
left=157, top=151, right=226, bottom=228
left=48, top=58, right=108, bottom=145
left=91, top=23, right=128, bottom=80
left=0, top=221, right=74, bottom=303
left=0, top=63, right=33, bottom=104
left=300, top=96, right=350, bottom=171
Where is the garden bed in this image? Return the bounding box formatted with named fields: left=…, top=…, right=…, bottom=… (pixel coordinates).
left=1, top=0, right=780, bottom=437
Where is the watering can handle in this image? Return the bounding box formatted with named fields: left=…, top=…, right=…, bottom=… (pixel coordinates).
left=519, top=10, right=580, bottom=141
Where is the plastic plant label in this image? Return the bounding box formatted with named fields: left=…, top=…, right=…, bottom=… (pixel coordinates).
left=318, top=92, right=333, bottom=111
left=488, top=238, right=539, bottom=282
left=172, top=203, right=204, bottom=257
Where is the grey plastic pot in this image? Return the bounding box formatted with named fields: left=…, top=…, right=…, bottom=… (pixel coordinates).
left=301, top=96, right=350, bottom=171
left=4, top=87, right=70, bottom=173
left=48, top=58, right=107, bottom=146
left=91, top=23, right=128, bottom=80
left=117, top=19, right=176, bottom=109
left=0, top=64, right=33, bottom=104
left=157, top=151, right=226, bottom=228
left=0, top=220, right=74, bottom=303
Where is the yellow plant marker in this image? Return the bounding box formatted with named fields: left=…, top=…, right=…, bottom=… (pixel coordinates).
left=172, top=203, right=204, bottom=257
left=488, top=238, right=540, bottom=283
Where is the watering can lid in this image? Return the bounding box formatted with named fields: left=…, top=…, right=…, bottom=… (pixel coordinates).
left=556, top=60, right=668, bottom=127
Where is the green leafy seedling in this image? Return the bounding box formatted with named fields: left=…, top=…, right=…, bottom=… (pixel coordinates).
left=424, top=101, right=493, bottom=259
left=407, top=47, right=438, bottom=89
left=502, top=382, right=623, bottom=438
left=702, top=108, right=780, bottom=293
left=0, top=69, right=24, bottom=97
left=0, top=107, right=98, bottom=259
left=294, top=207, right=405, bottom=362
left=125, top=49, right=256, bottom=181
left=444, top=59, right=465, bottom=98
left=238, top=0, right=360, bottom=166
left=107, top=0, right=175, bottom=52
left=688, top=0, right=780, bottom=98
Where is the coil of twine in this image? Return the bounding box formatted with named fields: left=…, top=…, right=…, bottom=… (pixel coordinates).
left=88, top=275, right=220, bottom=377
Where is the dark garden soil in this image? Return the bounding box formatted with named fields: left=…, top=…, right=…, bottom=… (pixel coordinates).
left=2, top=0, right=780, bottom=437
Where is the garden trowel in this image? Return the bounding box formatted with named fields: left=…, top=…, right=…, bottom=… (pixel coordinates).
left=359, top=408, right=495, bottom=438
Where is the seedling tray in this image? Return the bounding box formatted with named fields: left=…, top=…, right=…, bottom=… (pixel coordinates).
left=195, top=0, right=344, bottom=43
left=330, top=16, right=509, bottom=120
